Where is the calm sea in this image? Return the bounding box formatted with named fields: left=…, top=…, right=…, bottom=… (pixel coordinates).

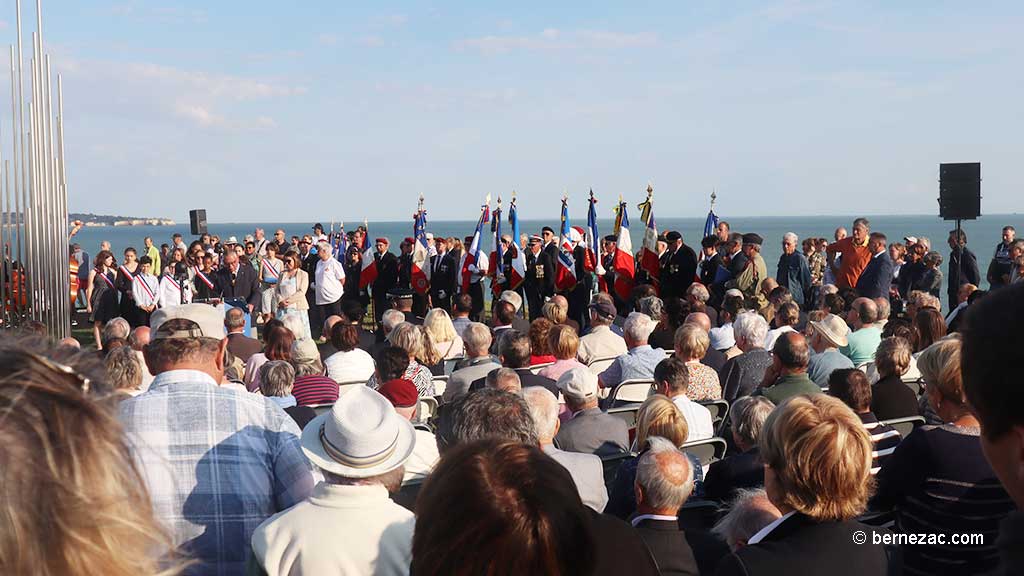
left=67, top=214, right=1023, bottom=310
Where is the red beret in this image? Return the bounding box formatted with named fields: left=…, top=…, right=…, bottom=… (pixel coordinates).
left=403, top=237, right=415, bottom=245
left=376, top=237, right=389, bottom=244
left=378, top=378, right=418, bottom=408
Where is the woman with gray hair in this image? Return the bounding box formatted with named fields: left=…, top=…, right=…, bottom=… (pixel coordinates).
left=704, top=396, right=775, bottom=501
left=259, top=360, right=317, bottom=430
left=916, top=251, right=944, bottom=299
left=712, top=488, right=782, bottom=550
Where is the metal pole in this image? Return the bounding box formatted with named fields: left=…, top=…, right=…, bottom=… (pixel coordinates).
left=9, top=47, right=21, bottom=319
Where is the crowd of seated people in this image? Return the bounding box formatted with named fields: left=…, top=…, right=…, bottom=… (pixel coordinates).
left=11, top=223, right=1024, bottom=576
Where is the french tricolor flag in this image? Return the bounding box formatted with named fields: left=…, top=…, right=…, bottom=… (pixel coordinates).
left=612, top=199, right=636, bottom=301
left=555, top=198, right=577, bottom=291
left=411, top=208, right=431, bottom=294
left=359, top=219, right=377, bottom=289
left=461, top=199, right=491, bottom=293
left=639, top=195, right=660, bottom=283
left=507, top=196, right=526, bottom=290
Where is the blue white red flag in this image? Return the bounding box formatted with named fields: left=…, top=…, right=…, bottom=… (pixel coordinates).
left=460, top=199, right=491, bottom=293
left=507, top=196, right=526, bottom=290
left=555, top=198, right=577, bottom=291
left=639, top=194, right=660, bottom=283
left=489, top=200, right=504, bottom=296
left=412, top=206, right=431, bottom=294
left=612, top=199, right=635, bottom=301
left=587, top=191, right=604, bottom=275
left=359, top=219, right=377, bottom=289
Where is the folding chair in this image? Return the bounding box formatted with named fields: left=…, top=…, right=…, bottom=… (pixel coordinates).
left=682, top=437, right=728, bottom=469
left=415, top=397, right=439, bottom=424
left=586, top=355, right=618, bottom=375
left=431, top=374, right=449, bottom=399
left=698, top=399, right=730, bottom=433
left=606, top=379, right=654, bottom=407
left=528, top=362, right=554, bottom=375
left=394, top=478, right=425, bottom=512
left=879, top=415, right=925, bottom=438
left=600, top=452, right=633, bottom=489
left=607, top=404, right=642, bottom=430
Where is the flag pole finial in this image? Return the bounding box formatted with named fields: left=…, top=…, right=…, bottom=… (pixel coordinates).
left=646, top=182, right=653, bottom=199
left=710, top=188, right=717, bottom=208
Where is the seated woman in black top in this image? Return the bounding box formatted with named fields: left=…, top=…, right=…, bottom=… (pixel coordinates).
left=648, top=297, right=687, bottom=351
left=716, top=394, right=889, bottom=576
left=873, top=336, right=1015, bottom=576
left=870, top=336, right=920, bottom=420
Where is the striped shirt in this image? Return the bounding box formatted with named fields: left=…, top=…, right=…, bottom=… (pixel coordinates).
left=858, top=412, right=901, bottom=474
left=292, top=374, right=340, bottom=407
left=873, top=424, right=1015, bottom=576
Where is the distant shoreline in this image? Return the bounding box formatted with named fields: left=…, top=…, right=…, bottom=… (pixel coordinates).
left=70, top=213, right=175, bottom=227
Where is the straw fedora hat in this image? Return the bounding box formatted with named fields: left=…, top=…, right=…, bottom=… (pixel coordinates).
left=809, top=314, right=850, bottom=348
left=301, top=386, right=415, bottom=478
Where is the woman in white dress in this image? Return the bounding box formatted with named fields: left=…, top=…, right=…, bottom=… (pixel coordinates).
left=274, top=251, right=311, bottom=340
left=259, top=243, right=283, bottom=324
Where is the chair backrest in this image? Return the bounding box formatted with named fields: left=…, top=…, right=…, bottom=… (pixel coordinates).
left=432, top=375, right=448, bottom=398
left=309, top=403, right=334, bottom=417
left=600, top=452, right=633, bottom=489
left=698, top=399, right=730, bottom=432
left=443, top=357, right=463, bottom=376
left=678, top=500, right=721, bottom=532
left=393, top=478, right=425, bottom=512
left=586, top=356, right=618, bottom=375
left=608, top=379, right=654, bottom=406
left=682, top=437, right=728, bottom=468
left=607, top=404, right=642, bottom=430
left=335, top=380, right=366, bottom=397
left=416, top=396, right=439, bottom=424
left=528, top=362, right=554, bottom=375
left=903, top=379, right=923, bottom=396
left=879, top=415, right=926, bottom=438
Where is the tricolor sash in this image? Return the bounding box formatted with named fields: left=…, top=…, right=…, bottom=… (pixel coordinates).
left=195, top=267, right=215, bottom=290
left=261, top=258, right=280, bottom=283
left=97, top=270, right=116, bottom=290
left=135, top=274, right=157, bottom=302
left=165, top=275, right=181, bottom=293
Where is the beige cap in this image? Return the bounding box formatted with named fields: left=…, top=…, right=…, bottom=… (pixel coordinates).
left=557, top=366, right=599, bottom=402
left=151, top=304, right=226, bottom=340
left=809, top=313, right=849, bottom=348
left=292, top=338, right=320, bottom=362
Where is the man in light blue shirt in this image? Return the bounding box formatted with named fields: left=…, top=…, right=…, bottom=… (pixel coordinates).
left=120, top=304, right=315, bottom=575
left=840, top=297, right=883, bottom=366
left=599, top=312, right=666, bottom=388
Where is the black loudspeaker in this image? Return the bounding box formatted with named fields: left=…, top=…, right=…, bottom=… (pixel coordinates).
left=939, top=163, right=981, bottom=220
left=189, top=209, right=208, bottom=235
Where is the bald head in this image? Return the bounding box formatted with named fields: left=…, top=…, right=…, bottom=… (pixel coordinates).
left=684, top=312, right=711, bottom=333
left=323, top=315, right=343, bottom=336
left=550, top=294, right=568, bottom=309
left=635, top=437, right=694, bottom=514
left=128, top=326, right=150, bottom=350
left=850, top=297, right=878, bottom=328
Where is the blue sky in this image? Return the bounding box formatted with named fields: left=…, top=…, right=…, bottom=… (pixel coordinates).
left=7, top=0, right=1022, bottom=221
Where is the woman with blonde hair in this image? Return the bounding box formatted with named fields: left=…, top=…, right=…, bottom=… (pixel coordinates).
left=605, top=394, right=704, bottom=520
left=541, top=300, right=567, bottom=326
left=366, top=323, right=437, bottom=396
left=0, top=337, right=183, bottom=576
left=274, top=251, right=311, bottom=340
left=538, top=324, right=586, bottom=381
left=673, top=324, right=722, bottom=401
left=718, top=394, right=888, bottom=574
left=423, top=308, right=464, bottom=360
left=873, top=337, right=1014, bottom=575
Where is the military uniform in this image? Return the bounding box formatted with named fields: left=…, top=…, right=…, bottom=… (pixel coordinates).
left=660, top=240, right=699, bottom=301
left=429, top=250, right=457, bottom=313
left=727, top=234, right=769, bottom=313
left=564, top=245, right=593, bottom=331
left=524, top=248, right=554, bottom=320
left=372, top=249, right=400, bottom=324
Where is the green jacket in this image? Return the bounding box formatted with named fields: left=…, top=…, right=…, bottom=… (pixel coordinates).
left=730, top=251, right=768, bottom=311
left=756, top=372, right=821, bottom=405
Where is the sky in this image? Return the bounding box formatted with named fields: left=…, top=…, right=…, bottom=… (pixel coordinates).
left=2, top=0, right=1022, bottom=222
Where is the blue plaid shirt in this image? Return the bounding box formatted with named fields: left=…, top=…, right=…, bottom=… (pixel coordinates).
left=119, top=369, right=316, bottom=575
left=598, top=345, right=667, bottom=387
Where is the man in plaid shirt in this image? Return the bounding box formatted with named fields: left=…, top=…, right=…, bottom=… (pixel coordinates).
left=120, top=304, right=316, bottom=575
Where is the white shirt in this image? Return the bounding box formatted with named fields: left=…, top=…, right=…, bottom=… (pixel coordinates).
left=324, top=349, right=375, bottom=384
left=403, top=429, right=440, bottom=483
left=671, top=393, right=714, bottom=442
left=747, top=511, right=796, bottom=544
left=158, top=275, right=191, bottom=308
left=315, top=257, right=346, bottom=305
left=131, top=273, right=160, bottom=308
left=577, top=325, right=628, bottom=364
left=252, top=483, right=414, bottom=576
left=764, top=325, right=796, bottom=351
left=631, top=514, right=679, bottom=527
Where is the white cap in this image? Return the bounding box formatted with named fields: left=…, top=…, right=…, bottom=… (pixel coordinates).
left=151, top=303, right=226, bottom=340
left=557, top=366, right=599, bottom=402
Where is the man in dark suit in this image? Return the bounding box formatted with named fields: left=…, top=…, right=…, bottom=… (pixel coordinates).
left=215, top=250, right=260, bottom=313
left=541, top=226, right=558, bottom=263
left=224, top=307, right=261, bottom=363
left=566, top=241, right=593, bottom=332
left=699, top=235, right=724, bottom=287
left=523, top=236, right=554, bottom=320
left=725, top=233, right=749, bottom=280
left=470, top=330, right=558, bottom=397
left=370, top=237, right=399, bottom=326
left=632, top=436, right=701, bottom=576
left=703, top=396, right=772, bottom=502
left=946, top=229, right=980, bottom=306
left=855, top=231, right=895, bottom=300
left=429, top=236, right=457, bottom=313
left=660, top=231, right=700, bottom=301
